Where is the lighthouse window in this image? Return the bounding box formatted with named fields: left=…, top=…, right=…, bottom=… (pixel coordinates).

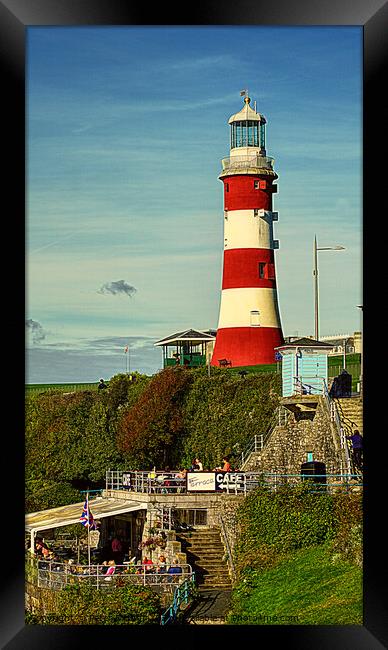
left=254, top=180, right=259, bottom=189
left=260, top=123, right=266, bottom=149
left=258, top=263, right=266, bottom=279
left=231, top=121, right=259, bottom=148
left=250, top=310, right=260, bottom=326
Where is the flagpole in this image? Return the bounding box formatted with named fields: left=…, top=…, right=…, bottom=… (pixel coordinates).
left=87, top=491, right=91, bottom=565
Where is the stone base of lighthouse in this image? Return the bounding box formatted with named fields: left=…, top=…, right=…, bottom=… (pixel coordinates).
left=211, top=326, right=284, bottom=367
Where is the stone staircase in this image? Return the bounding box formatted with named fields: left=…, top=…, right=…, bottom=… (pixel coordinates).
left=335, top=397, right=363, bottom=434
left=240, top=425, right=288, bottom=471
left=176, top=528, right=232, bottom=590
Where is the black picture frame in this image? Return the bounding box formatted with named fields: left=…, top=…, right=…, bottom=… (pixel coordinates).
left=3, top=0, right=386, bottom=647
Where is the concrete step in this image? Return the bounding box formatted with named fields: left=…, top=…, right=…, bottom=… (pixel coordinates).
left=190, top=562, right=227, bottom=569
left=185, top=544, right=225, bottom=555
left=177, top=528, right=221, bottom=534
left=199, top=580, right=232, bottom=588
left=182, top=543, right=225, bottom=549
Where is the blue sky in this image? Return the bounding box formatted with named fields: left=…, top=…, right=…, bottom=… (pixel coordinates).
left=26, top=26, right=362, bottom=383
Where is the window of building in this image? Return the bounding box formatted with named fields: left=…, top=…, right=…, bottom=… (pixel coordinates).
left=254, top=180, right=259, bottom=189
left=250, top=310, right=260, bottom=326
left=177, top=509, right=208, bottom=527
left=225, top=183, right=229, bottom=192
left=258, top=263, right=266, bottom=279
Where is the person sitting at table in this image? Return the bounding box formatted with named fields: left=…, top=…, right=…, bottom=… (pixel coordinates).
left=35, top=539, right=52, bottom=559
left=214, top=456, right=231, bottom=472
left=157, top=555, right=167, bottom=574
left=167, top=559, right=183, bottom=583
left=175, top=468, right=187, bottom=493
left=104, top=560, right=116, bottom=581
left=142, top=556, right=154, bottom=573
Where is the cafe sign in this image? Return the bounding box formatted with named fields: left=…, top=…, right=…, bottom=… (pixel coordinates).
left=186, top=472, right=245, bottom=492
left=186, top=472, right=216, bottom=492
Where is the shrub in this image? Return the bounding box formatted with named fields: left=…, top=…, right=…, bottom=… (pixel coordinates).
left=27, top=583, right=161, bottom=625
left=181, top=370, right=281, bottom=469
left=330, top=492, right=363, bottom=566
left=236, top=483, right=336, bottom=549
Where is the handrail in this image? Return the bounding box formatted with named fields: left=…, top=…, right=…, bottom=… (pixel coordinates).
left=219, top=516, right=236, bottom=581
left=29, top=557, right=194, bottom=591
left=160, top=575, right=195, bottom=625
left=239, top=405, right=288, bottom=469
left=322, top=380, right=352, bottom=475
left=332, top=398, right=361, bottom=475
left=105, top=470, right=362, bottom=496
left=293, top=375, right=327, bottom=395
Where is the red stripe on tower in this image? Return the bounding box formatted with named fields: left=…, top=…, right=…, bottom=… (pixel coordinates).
left=211, top=94, right=284, bottom=367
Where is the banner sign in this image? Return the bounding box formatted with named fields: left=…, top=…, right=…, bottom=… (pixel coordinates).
left=186, top=472, right=216, bottom=492
left=215, top=472, right=245, bottom=491
left=186, top=472, right=245, bottom=492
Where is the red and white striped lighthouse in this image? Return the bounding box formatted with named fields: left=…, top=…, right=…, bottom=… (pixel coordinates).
left=211, top=93, right=284, bottom=367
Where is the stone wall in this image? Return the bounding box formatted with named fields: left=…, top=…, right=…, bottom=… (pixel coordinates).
left=217, top=497, right=244, bottom=574
left=245, top=396, right=342, bottom=475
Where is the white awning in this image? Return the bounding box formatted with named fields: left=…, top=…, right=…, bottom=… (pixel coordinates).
left=25, top=496, right=147, bottom=533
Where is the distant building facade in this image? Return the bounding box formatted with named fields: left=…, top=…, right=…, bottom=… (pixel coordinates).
left=283, top=332, right=362, bottom=355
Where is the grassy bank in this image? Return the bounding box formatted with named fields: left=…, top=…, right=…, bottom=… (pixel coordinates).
left=227, top=543, right=362, bottom=625
left=25, top=382, right=99, bottom=395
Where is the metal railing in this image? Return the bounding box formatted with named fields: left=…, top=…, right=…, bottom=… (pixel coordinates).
left=239, top=406, right=289, bottom=469
left=240, top=434, right=264, bottom=468
left=160, top=575, right=196, bottom=625
left=322, top=380, right=353, bottom=475
left=106, top=470, right=187, bottom=493
left=293, top=375, right=326, bottom=395
left=221, top=154, right=275, bottom=172
left=106, top=470, right=362, bottom=496
left=28, top=557, right=194, bottom=591
left=219, top=516, right=236, bottom=581
left=261, top=473, right=362, bottom=493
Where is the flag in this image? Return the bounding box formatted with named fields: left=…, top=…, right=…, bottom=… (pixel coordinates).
left=124, top=345, right=128, bottom=353
left=80, top=495, right=97, bottom=530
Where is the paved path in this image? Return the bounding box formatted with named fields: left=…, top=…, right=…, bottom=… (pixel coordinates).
left=184, top=588, right=232, bottom=625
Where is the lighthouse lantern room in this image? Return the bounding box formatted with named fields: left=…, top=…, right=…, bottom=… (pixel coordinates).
left=211, top=94, right=284, bottom=367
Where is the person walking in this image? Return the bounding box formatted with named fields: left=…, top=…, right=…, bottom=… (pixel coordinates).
left=346, top=430, right=363, bottom=470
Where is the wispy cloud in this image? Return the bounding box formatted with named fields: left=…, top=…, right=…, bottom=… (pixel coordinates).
left=97, top=280, right=137, bottom=298
left=26, top=319, right=46, bottom=344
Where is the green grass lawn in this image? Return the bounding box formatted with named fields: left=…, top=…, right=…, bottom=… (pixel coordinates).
left=227, top=544, right=362, bottom=625
left=25, top=382, right=98, bottom=395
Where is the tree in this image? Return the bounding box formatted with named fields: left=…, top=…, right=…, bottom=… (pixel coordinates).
left=117, top=367, right=193, bottom=469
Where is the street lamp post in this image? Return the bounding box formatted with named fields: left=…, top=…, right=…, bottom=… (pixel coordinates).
left=313, top=235, right=345, bottom=340
left=357, top=305, right=363, bottom=396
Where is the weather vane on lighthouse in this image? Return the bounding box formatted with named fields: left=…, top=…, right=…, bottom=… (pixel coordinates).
left=211, top=92, right=284, bottom=368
